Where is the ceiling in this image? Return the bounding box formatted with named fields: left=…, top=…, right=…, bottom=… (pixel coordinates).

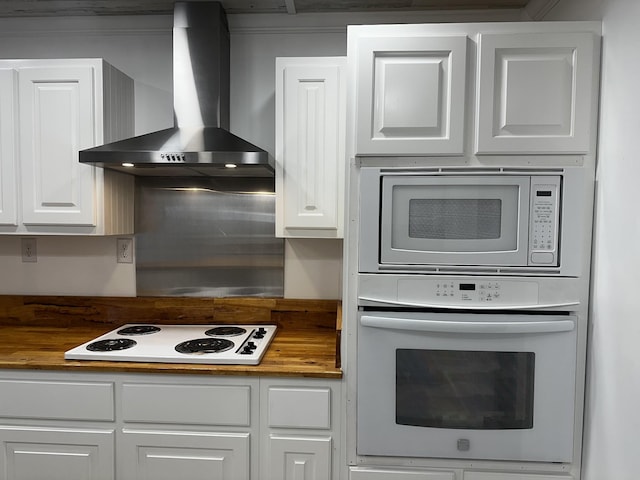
left=0, top=0, right=534, bottom=17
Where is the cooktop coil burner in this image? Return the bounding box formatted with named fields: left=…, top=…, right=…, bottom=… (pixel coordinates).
left=205, top=326, right=246, bottom=337
left=117, top=325, right=162, bottom=336
left=86, top=338, right=137, bottom=352
left=64, top=324, right=277, bottom=365
left=175, top=338, right=235, bottom=354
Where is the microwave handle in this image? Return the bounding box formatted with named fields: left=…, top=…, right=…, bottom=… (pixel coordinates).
left=360, top=315, right=575, bottom=334
left=358, top=296, right=580, bottom=310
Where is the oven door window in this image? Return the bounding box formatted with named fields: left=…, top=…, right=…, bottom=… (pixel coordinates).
left=396, top=349, right=535, bottom=430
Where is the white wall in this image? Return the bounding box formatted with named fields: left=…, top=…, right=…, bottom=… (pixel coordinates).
left=545, top=0, right=639, bottom=478
left=0, top=8, right=518, bottom=299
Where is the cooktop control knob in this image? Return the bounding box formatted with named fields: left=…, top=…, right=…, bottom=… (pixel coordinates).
left=241, top=345, right=254, bottom=355
left=247, top=341, right=257, bottom=350
left=254, top=327, right=266, bottom=339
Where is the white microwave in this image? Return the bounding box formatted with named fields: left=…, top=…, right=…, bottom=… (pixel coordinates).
left=358, top=167, right=590, bottom=276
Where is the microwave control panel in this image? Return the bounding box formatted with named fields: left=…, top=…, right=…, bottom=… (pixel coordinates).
left=529, top=176, right=561, bottom=265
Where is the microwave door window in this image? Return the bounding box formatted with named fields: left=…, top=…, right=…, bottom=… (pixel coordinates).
left=395, top=349, right=535, bottom=430
left=408, top=198, right=503, bottom=241
left=386, top=183, right=522, bottom=259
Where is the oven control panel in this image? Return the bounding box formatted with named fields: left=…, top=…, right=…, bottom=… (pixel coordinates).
left=396, top=278, right=540, bottom=307
left=435, top=280, right=505, bottom=303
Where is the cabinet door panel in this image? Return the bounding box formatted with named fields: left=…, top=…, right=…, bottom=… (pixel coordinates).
left=350, top=468, right=455, bottom=479
left=120, top=429, right=249, bottom=480
left=464, top=472, right=571, bottom=480
left=355, top=35, right=467, bottom=155
left=122, top=383, right=250, bottom=426
left=18, top=66, right=96, bottom=226
left=276, top=58, right=346, bottom=238
left=0, top=379, right=114, bottom=421
left=0, top=426, right=114, bottom=480
left=268, top=387, right=331, bottom=429
left=476, top=32, right=597, bottom=154
left=268, top=435, right=332, bottom=480
left=0, top=69, right=17, bottom=226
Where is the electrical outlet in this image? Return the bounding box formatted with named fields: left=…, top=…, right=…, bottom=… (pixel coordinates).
left=21, top=238, right=37, bottom=263
left=116, top=238, right=134, bottom=264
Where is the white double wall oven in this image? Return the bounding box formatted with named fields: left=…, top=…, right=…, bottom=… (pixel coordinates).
left=354, top=167, right=590, bottom=466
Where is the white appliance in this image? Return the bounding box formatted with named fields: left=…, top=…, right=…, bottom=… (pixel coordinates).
left=358, top=167, right=588, bottom=276
left=357, top=307, right=577, bottom=462
left=353, top=166, right=591, bottom=466
left=64, top=324, right=277, bottom=365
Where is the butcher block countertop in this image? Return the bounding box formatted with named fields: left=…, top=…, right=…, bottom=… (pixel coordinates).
left=0, top=296, right=342, bottom=379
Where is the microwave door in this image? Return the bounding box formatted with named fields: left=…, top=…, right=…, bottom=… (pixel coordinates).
left=380, top=176, right=530, bottom=267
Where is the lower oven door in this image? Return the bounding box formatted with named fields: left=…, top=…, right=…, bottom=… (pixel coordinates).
left=357, top=310, right=577, bottom=462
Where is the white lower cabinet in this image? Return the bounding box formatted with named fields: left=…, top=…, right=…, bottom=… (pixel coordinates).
left=118, top=379, right=256, bottom=480
left=0, top=375, right=116, bottom=480
left=0, top=426, right=115, bottom=480
left=261, top=378, right=342, bottom=480
left=465, top=473, right=572, bottom=480
left=349, top=468, right=573, bottom=480
left=119, top=429, right=250, bottom=480
left=350, top=467, right=456, bottom=479
left=0, top=371, right=342, bottom=480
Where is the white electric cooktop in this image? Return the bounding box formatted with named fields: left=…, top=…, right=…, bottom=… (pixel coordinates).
left=64, top=324, right=277, bottom=365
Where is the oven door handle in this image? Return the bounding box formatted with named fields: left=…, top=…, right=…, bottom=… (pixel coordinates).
left=360, top=315, right=575, bottom=334
left=358, top=296, right=580, bottom=310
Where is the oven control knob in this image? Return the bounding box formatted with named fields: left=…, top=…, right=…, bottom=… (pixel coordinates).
left=457, top=438, right=470, bottom=451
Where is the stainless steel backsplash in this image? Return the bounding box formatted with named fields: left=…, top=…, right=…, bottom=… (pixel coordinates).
left=134, top=177, right=284, bottom=297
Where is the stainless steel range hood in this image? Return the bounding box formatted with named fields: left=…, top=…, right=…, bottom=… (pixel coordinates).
left=80, top=1, right=274, bottom=177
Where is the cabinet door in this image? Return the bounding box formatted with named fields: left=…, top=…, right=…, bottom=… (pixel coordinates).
left=0, top=426, right=114, bottom=480
left=464, top=472, right=572, bottom=480
left=18, top=65, right=97, bottom=226
left=476, top=32, right=598, bottom=154
left=268, top=435, right=332, bottom=480
left=119, top=429, right=250, bottom=480
left=354, top=35, right=467, bottom=156
left=276, top=58, right=346, bottom=238
left=0, top=69, right=18, bottom=226
left=350, top=468, right=455, bottom=479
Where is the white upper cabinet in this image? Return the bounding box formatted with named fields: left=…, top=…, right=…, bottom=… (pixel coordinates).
left=0, top=69, right=17, bottom=226
left=353, top=34, right=467, bottom=156
left=0, top=59, right=134, bottom=235
left=349, top=23, right=600, bottom=161
left=476, top=32, right=598, bottom=154
left=18, top=65, right=97, bottom=226
left=275, top=57, right=346, bottom=238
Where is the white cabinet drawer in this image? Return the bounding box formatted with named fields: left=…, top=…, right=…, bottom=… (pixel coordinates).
left=122, top=383, right=251, bottom=426
left=268, top=387, right=331, bottom=429
left=351, top=467, right=456, bottom=479
left=0, top=379, right=114, bottom=421
left=465, top=473, right=571, bottom=480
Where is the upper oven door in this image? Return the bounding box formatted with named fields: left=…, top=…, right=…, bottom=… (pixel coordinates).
left=380, top=175, right=530, bottom=266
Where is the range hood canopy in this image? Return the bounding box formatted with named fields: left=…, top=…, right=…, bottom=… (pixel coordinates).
left=80, top=1, right=274, bottom=177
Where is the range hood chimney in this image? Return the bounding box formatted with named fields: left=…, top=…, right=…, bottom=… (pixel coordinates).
left=80, top=1, right=274, bottom=177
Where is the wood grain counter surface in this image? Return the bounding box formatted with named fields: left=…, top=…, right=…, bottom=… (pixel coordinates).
left=0, top=296, right=342, bottom=379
